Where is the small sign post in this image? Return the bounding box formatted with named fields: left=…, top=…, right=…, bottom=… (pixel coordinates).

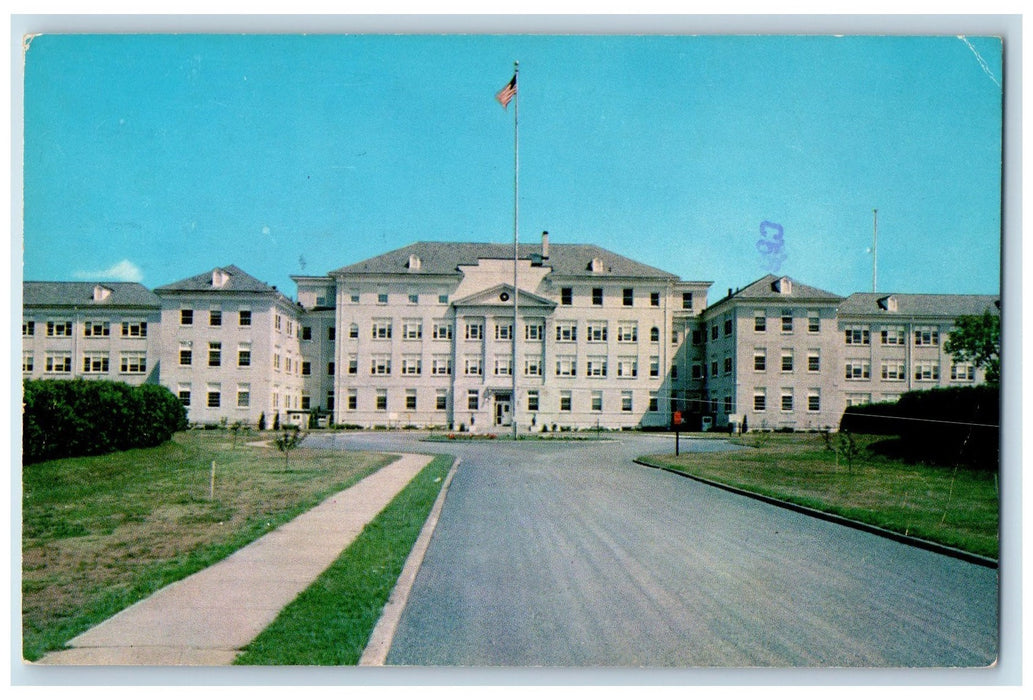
left=673, top=411, right=683, bottom=456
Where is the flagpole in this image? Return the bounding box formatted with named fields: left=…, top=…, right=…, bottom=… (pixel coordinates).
left=872, top=208, right=878, bottom=293
left=511, top=61, right=520, bottom=440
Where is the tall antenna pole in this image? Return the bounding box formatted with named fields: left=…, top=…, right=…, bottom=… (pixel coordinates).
left=511, top=61, right=520, bottom=440
left=872, top=208, right=878, bottom=293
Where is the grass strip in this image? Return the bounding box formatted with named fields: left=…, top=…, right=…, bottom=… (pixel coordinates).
left=234, top=453, right=454, bottom=665
left=639, top=433, right=998, bottom=559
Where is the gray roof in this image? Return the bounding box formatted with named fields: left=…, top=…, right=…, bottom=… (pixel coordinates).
left=707, top=274, right=842, bottom=312
left=154, top=265, right=281, bottom=295
left=330, top=242, right=681, bottom=280
left=838, top=292, right=1000, bottom=318
left=23, top=281, right=160, bottom=309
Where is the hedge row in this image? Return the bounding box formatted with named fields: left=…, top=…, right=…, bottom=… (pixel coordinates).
left=840, top=386, right=999, bottom=470
left=23, top=379, right=189, bottom=465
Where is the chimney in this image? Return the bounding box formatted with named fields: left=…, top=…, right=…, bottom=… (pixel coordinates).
left=541, top=231, right=550, bottom=259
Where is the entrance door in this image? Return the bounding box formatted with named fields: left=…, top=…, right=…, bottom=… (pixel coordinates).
left=495, top=399, right=512, bottom=426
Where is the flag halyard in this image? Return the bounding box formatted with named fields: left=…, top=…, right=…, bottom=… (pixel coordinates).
left=495, top=75, right=517, bottom=109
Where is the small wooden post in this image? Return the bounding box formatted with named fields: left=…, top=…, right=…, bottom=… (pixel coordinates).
left=209, top=460, right=216, bottom=500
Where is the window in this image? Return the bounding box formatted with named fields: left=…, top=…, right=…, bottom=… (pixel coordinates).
left=286, top=320, right=293, bottom=337
left=494, top=357, right=512, bottom=376
left=617, top=356, right=637, bottom=378
left=45, top=353, right=72, bottom=373
left=711, top=324, right=719, bottom=341
left=347, top=390, right=357, bottom=411
left=274, top=314, right=282, bottom=332
left=710, top=360, right=718, bottom=377
left=301, top=395, right=310, bottom=410
left=555, top=321, right=577, bottom=342
left=465, top=322, right=483, bottom=340
left=301, top=361, right=311, bottom=376
left=405, top=390, right=417, bottom=410
left=723, top=357, right=733, bottom=375
left=881, top=361, right=906, bottom=380
left=23, top=321, right=35, bottom=336
left=121, top=353, right=147, bottom=374
left=650, top=292, right=660, bottom=307
left=555, top=356, right=577, bottom=377
left=881, top=326, right=906, bottom=345
left=525, top=321, right=544, bottom=341
left=495, top=323, right=513, bottom=341
left=754, top=348, right=766, bottom=371
left=524, top=356, right=542, bottom=376
left=273, top=353, right=281, bottom=370
left=433, top=322, right=453, bottom=340
left=432, top=356, right=452, bottom=376
left=467, top=390, right=479, bottom=411
left=237, top=386, right=251, bottom=408
left=692, top=328, right=704, bottom=345
left=649, top=356, right=660, bottom=378
left=238, top=344, right=252, bottom=367
left=371, top=355, right=391, bottom=375
left=914, top=327, right=940, bottom=346
left=754, top=389, right=766, bottom=411
left=781, top=390, right=794, bottom=412
left=439, top=294, right=449, bottom=304
left=587, top=322, right=607, bottom=342
left=121, top=321, right=147, bottom=337
left=328, top=326, right=336, bottom=341
left=208, top=342, right=222, bottom=367
left=47, top=320, right=73, bottom=336
left=238, top=310, right=251, bottom=326
left=527, top=390, right=540, bottom=412
left=401, top=356, right=422, bottom=375
left=180, top=309, right=193, bottom=326
left=179, top=343, right=192, bottom=366
left=914, top=362, right=940, bottom=381
left=403, top=320, right=423, bottom=340
left=623, top=288, right=634, bottom=306
left=408, top=293, right=419, bottom=304
left=209, top=310, right=222, bottom=326
left=464, top=357, right=482, bottom=376
left=378, top=292, right=389, bottom=304
left=754, top=312, right=767, bottom=332
left=436, top=390, right=448, bottom=411
left=83, top=321, right=110, bottom=337
left=349, top=290, right=360, bottom=303
left=207, top=390, right=221, bottom=408
left=672, top=330, right=680, bottom=345
left=845, top=360, right=871, bottom=380
left=844, top=326, right=870, bottom=345
left=672, top=364, right=679, bottom=379
left=649, top=392, right=659, bottom=412
left=561, top=287, right=572, bottom=305
left=301, top=326, right=312, bottom=341
left=591, top=391, right=603, bottom=412
left=22, top=352, right=34, bottom=373
left=808, top=312, right=820, bottom=333
left=178, top=387, right=191, bottom=406
left=724, top=318, right=733, bottom=336
left=372, top=320, right=392, bottom=340
left=691, top=363, right=703, bottom=379
left=781, top=350, right=794, bottom=372
left=348, top=356, right=357, bottom=375
left=376, top=390, right=388, bottom=411
left=781, top=310, right=793, bottom=333
left=951, top=363, right=976, bottom=382
left=807, top=351, right=820, bottom=372
left=592, top=288, right=603, bottom=306
left=617, top=322, right=638, bottom=343
left=560, top=391, right=572, bottom=412
left=724, top=396, right=733, bottom=414
left=587, top=356, right=608, bottom=377
left=807, top=391, right=820, bottom=412
left=348, top=323, right=359, bottom=339
left=651, top=327, right=660, bottom=343
left=682, top=292, right=693, bottom=310
left=621, top=391, right=633, bottom=412
left=846, top=393, right=872, bottom=407
left=82, top=353, right=109, bottom=373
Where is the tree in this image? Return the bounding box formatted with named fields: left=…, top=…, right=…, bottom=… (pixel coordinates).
left=945, top=310, right=1001, bottom=385
left=274, top=425, right=306, bottom=471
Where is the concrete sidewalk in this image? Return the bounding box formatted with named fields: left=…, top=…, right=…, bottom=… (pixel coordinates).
left=36, top=452, right=433, bottom=666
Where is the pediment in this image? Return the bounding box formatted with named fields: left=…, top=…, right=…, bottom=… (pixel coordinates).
left=450, top=283, right=557, bottom=309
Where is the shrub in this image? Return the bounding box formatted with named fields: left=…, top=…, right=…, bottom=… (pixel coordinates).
left=22, top=379, right=188, bottom=464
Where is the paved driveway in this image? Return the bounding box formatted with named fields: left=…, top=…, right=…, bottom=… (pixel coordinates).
left=311, top=432, right=998, bottom=668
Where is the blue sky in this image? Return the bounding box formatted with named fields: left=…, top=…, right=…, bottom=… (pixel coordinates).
left=21, top=32, right=1003, bottom=301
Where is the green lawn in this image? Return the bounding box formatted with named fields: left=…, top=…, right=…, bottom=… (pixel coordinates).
left=21, top=431, right=394, bottom=661
left=640, top=432, right=999, bottom=559
left=234, top=454, right=454, bottom=665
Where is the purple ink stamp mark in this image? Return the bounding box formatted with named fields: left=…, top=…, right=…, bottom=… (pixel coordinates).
left=757, top=220, right=787, bottom=273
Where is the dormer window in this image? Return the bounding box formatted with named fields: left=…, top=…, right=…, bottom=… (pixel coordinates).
left=407, top=254, right=422, bottom=271
left=589, top=257, right=606, bottom=273
left=212, top=268, right=231, bottom=288
left=92, top=285, right=112, bottom=302
left=772, top=276, right=792, bottom=295
left=877, top=295, right=898, bottom=312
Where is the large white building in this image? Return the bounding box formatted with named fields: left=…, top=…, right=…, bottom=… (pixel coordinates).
left=22, top=233, right=999, bottom=432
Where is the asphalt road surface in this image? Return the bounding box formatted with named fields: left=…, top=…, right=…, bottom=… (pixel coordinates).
left=311, top=432, right=998, bottom=668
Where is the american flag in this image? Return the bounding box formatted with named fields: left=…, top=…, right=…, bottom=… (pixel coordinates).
left=495, top=75, right=517, bottom=109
